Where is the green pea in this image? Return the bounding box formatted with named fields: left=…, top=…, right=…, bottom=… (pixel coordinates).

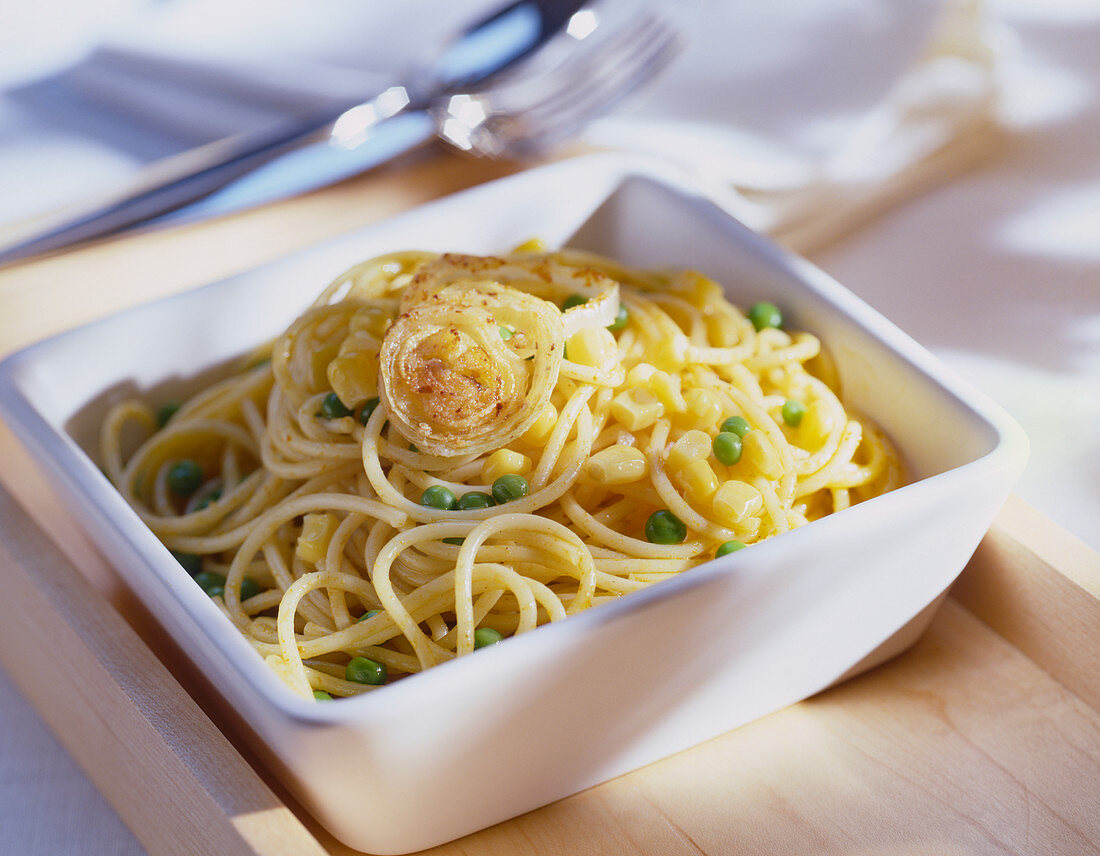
left=747, top=301, right=783, bottom=331
left=721, top=415, right=752, bottom=437
left=408, top=443, right=418, bottom=453
left=716, top=540, right=746, bottom=557
left=474, top=627, right=505, bottom=648
left=457, top=491, right=496, bottom=510
left=357, top=609, right=381, bottom=623
left=171, top=550, right=202, bottom=576
left=167, top=460, right=202, bottom=495
left=358, top=397, right=380, bottom=425
left=442, top=537, right=466, bottom=545
left=608, top=303, right=629, bottom=331
left=491, top=474, right=529, bottom=504
left=313, top=690, right=333, bottom=701
left=562, top=294, right=588, bottom=310
left=498, top=325, right=514, bottom=340
left=420, top=485, right=458, bottom=510
left=782, top=399, right=806, bottom=427
left=645, top=510, right=687, bottom=544
left=346, top=656, right=387, bottom=686
left=455, top=486, right=495, bottom=506
left=318, top=392, right=352, bottom=419
left=712, top=431, right=743, bottom=466
left=239, top=577, right=261, bottom=601
left=156, top=401, right=180, bottom=428
left=194, top=571, right=226, bottom=597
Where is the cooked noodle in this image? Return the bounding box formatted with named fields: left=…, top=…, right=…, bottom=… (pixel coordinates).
left=101, top=244, right=903, bottom=700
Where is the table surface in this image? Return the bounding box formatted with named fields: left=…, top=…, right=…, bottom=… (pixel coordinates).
left=2, top=2, right=1099, bottom=853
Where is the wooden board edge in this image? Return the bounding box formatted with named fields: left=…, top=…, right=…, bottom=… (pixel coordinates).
left=0, top=482, right=329, bottom=856
left=951, top=493, right=1100, bottom=712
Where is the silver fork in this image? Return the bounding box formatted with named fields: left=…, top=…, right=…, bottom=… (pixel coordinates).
left=0, top=0, right=680, bottom=266
left=437, top=4, right=681, bottom=158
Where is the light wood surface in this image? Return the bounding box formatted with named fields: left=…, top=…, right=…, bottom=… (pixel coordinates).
left=1, top=148, right=1098, bottom=856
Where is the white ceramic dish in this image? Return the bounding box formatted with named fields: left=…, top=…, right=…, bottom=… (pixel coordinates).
left=0, top=154, right=1027, bottom=854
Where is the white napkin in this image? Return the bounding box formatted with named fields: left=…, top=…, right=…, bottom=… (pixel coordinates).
left=0, top=0, right=501, bottom=233
left=0, top=0, right=1005, bottom=254
left=581, top=0, right=1006, bottom=254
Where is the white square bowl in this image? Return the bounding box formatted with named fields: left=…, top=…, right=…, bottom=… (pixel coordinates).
left=0, top=154, right=1027, bottom=854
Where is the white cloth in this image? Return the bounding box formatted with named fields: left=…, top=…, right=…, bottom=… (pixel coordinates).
left=1, top=1, right=1098, bottom=853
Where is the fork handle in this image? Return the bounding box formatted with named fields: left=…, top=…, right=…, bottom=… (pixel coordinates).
left=153, top=110, right=436, bottom=228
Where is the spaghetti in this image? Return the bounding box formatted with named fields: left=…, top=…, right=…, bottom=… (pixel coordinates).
left=101, top=245, right=903, bottom=700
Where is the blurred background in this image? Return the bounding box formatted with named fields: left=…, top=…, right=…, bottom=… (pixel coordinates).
left=0, top=0, right=1097, bottom=852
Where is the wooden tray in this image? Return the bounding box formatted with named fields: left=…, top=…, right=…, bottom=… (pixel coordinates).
left=1, top=151, right=1098, bottom=855
left=3, top=474, right=1098, bottom=855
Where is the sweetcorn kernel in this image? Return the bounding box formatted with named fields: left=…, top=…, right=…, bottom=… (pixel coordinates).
left=706, top=312, right=744, bottom=348
left=742, top=430, right=783, bottom=479
left=712, top=480, right=763, bottom=526
left=678, top=458, right=719, bottom=502
left=587, top=445, right=648, bottom=485
left=482, top=449, right=531, bottom=483
left=296, top=512, right=339, bottom=564
left=653, top=332, right=689, bottom=372
left=626, top=362, right=658, bottom=386
left=512, top=237, right=547, bottom=254
left=665, top=429, right=712, bottom=471
left=565, top=326, right=618, bottom=367
left=327, top=350, right=379, bottom=408
left=801, top=399, right=836, bottom=445
left=674, top=388, right=723, bottom=431
left=611, top=388, right=664, bottom=431
left=521, top=403, right=558, bottom=445
left=648, top=370, right=688, bottom=412
left=309, top=342, right=341, bottom=388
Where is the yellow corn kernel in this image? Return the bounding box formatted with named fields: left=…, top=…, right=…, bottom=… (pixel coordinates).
left=742, top=430, right=783, bottom=479
left=648, top=370, right=687, bottom=412
left=705, top=311, right=744, bottom=348
left=712, top=480, right=764, bottom=526
left=296, top=512, right=338, bottom=564
left=521, top=402, right=558, bottom=445
left=565, top=326, right=618, bottom=367
left=512, top=237, right=547, bottom=254
left=665, top=429, right=712, bottom=471
left=653, top=331, right=689, bottom=372
left=309, top=342, right=341, bottom=389
left=482, top=448, right=531, bottom=483
left=677, top=458, right=719, bottom=503
left=611, top=388, right=664, bottom=431
left=734, top=515, right=762, bottom=540
left=327, top=350, right=379, bottom=408
left=674, top=388, right=723, bottom=431
left=801, top=399, right=836, bottom=446
left=586, top=445, right=647, bottom=485
left=626, top=362, right=657, bottom=386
